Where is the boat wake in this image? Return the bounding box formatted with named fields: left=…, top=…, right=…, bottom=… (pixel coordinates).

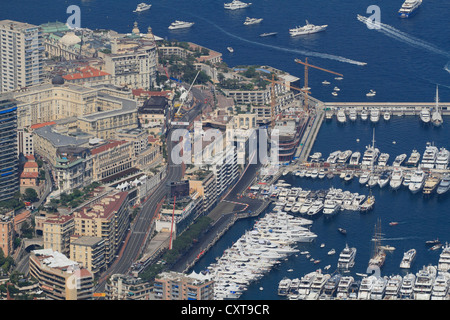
left=205, top=17, right=367, bottom=66
left=357, top=15, right=450, bottom=59
left=162, top=7, right=368, bottom=66
left=445, top=62, right=450, bottom=74
left=357, top=14, right=450, bottom=76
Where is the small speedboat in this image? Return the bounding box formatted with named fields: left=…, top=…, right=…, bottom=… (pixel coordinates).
left=366, top=89, right=376, bottom=97
left=227, top=47, right=234, bottom=53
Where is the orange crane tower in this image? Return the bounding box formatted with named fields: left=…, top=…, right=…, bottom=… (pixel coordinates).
left=294, top=58, right=343, bottom=109
left=264, top=74, right=308, bottom=128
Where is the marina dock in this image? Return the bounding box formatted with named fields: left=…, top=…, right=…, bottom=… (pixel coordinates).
left=292, top=100, right=449, bottom=164
left=323, top=101, right=450, bottom=116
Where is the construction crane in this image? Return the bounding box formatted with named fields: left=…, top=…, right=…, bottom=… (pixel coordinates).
left=294, top=57, right=343, bottom=110
left=174, top=70, right=201, bottom=120
left=263, top=74, right=307, bottom=128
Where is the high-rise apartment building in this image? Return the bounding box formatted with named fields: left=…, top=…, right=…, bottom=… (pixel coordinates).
left=0, top=20, right=44, bottom=93
left=0, top=99, right=19, bottom=202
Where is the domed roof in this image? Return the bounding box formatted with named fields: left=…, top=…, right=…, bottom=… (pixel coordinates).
left=59, top=32, right=81, bottom=46
left=52, top=75, right=65, bottom=85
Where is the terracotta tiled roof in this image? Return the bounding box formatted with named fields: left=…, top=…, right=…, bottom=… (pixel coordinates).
left=20, top=172, right=39, bottom=179
left=63, top=66, right=110, bottom=81
left=24, top=162, right=38, bottom=168
left=90, top=140, right=128, bottom=155
left=30, top=121, right=56, bottom=130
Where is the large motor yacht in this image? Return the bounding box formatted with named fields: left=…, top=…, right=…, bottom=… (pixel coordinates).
left=224, top=0, right=252, bottom=10
left=408, top=170, right=426, bottom=193
left=289, top=20, right=327, bottom=36
left=398, top=0, right=423, bottom=18
left=337, top=244, right=357, bottom=270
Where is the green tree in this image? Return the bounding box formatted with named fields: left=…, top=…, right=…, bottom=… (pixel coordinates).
left=23, top=188, right=38, bottom=202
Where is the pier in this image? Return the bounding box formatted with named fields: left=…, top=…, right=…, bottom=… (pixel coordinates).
left=323, top=101, right=450, bottom=116
left=292, top=100, right=449, bottom=164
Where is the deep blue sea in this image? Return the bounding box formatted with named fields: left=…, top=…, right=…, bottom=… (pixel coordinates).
left=3, top=0, right=450, bottom=300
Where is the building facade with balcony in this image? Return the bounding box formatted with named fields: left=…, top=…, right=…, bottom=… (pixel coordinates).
left=0, top=99, right=19, bottom=202
left=29, top=248, right=94, bottom=300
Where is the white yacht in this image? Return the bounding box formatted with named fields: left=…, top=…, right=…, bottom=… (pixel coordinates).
left=357, top=275, right=377, bottom=300
left=389, top=168, right=403, bottom=190
left=359, top=171, right=370, bottom=184
left=289, top=20, right=328, bottom=36
left=337, top=150, right=352, bottom=163
left=224, top=0, right=252, bottom=10
left=327, top=150, right=340, bottom=164
left=406, top=149, right=421, bottom=166
left=419, top=108, right=431, bottom=124
left=370, top=276, right=388, bottom=300
left=331, top=91, right=338, bottom=97
left=133, top=3, right=151, bottom=12
left=349, top=108, right=357, bottom=121
left=432, top=86, right=443, bottom=127
left=336, top=109, right=346, bottom=123
left=370, top=109, right=380, bottom=123
left=318, top=169, right=326, bottom=179
left=421, top=143, right=439, bottom=169
left=297, top=271, right=318, bottom=299
left=349, top=152, right=361, bottom=165
left=384, top=275, right=403, bottom=300
left=336, top=276, right=354, bottom=299
left=393, top=153, right=407, bottom=167
left=437, top=174, right=450, bottom=195
left=413, top=265, right=437, bottom=300
left=398, top=0, right=423, bottom=18
left=337, top=244, right=357, bottom=270
left=399, top=273, right=416, bottom=299
left=438, top=243, right=450, bottom=272
left=409, top=170, right=426, bottom=193
left=168, top=20, right=195, bottom=30
left=383, top=111, right=391, bottom=121
left=402, top=171, right=412, bottom=187
left=361, top=147, right=380, bottom=166
left=400, top=249, right=416, bottom=269
left=435, top=147, right=450, bottom=169
left=259, top=32, right=278, bottom=37
left=323, top=199, right=341, bottom=216
left=361, top=109, right=368, bottom=121
left=243, top=17, right=263, bottom=25
left=307, top=200, right=324, bottom=216
left=431, top=273, right=450, bottom=300
left=278, top=277, right=292, bottom=296
left=306, top=271, right=331, bottom=300
left=322, top=274, right=341, bottom=297
left=377, top=171, right=391, bottom=188
left=368, top=174, right=378, bottom=188
left=378, top=153, right=389, bottom=166
left=366, top=89, right=376, bottom=97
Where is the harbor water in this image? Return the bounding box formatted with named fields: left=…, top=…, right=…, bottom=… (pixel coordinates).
left=194, top=116, right=450, bottom=299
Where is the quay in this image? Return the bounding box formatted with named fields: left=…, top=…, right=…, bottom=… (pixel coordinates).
left=291, top=99, right=449, bottom=165
left=323, top=101, right=450, bottom=116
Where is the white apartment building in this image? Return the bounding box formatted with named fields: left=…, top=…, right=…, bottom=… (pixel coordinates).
left=0, top=20, right=44, bottom=93
left=104, top=34, right=158, bottom=90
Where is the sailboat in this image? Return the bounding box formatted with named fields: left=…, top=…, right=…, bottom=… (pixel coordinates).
left=431, top=86, right=443, bottom=127
left=368, top=219, right=386, bottom=269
